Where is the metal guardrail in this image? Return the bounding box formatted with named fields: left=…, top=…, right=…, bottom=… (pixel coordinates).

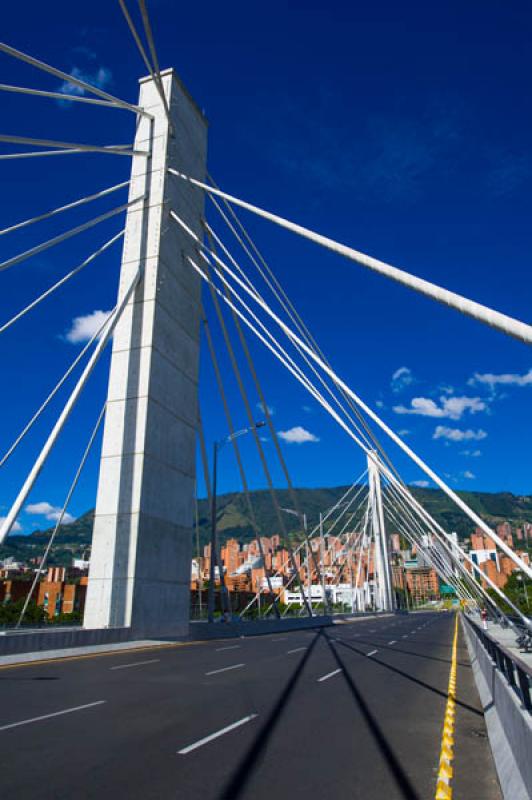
left=464, top=614, right=532, bottom=713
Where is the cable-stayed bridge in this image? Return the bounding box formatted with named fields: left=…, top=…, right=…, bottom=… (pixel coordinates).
left=0, top=6, right=530, bottom=800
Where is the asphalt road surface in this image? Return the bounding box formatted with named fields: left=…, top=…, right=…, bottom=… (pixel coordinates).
left=0, top=612, right=501, bottom=800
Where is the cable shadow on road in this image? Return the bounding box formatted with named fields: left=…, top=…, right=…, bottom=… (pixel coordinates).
left=342, top=635, right=470, bottom=668
left=325, top=634, right=421, bottom=800
left=217, top=630, right=322, bottom=800
left=333, top=637, right=482, bottom=718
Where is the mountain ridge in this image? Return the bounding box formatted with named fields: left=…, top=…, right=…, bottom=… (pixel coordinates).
left=2, top=485, right=532, bottom=566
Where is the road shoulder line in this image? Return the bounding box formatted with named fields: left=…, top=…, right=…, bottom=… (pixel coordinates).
left=435, top=614, right=459, bottom=799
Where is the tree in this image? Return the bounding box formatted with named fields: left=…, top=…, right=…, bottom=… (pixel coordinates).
left=486, top=572, right=532, bottom=616
left=0, top=599, right=46, bottom=626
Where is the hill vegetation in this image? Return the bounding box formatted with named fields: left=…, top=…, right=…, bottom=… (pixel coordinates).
left=2, top=486, right=532, bottom=566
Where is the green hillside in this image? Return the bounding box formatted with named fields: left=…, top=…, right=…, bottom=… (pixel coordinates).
left=2, top=486, right=532, bottom=566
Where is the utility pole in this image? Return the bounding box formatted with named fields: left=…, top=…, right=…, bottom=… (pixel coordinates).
left=194, top=489, right=203, bottom=619
left=319, top=512, right=328, bottom=614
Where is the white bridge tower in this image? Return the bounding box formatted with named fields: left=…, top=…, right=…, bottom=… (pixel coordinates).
left=84, top=71, right=207, bottom=637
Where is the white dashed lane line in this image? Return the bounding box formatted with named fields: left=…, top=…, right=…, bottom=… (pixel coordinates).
left=287, top=647, right=307, bottom=655
left=205, top=664, right=245, bottom=676
left=317, top=669, right=341, bottom=683
left=177, top=715, right=258, bottom=755
left=215, top=645, right=241, bottom=652
left=388, top=640, right=397, bottom=645
left=0, top=701, right=106, bottom=731
left=110, top=659, right=160, bottom=670
left=367, top=649, right=378, bottom=657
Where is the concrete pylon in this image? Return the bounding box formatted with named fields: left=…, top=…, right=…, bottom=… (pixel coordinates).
left=83, top=70, right=207, bottom=637
left=367, top=452, right=395, bottom=612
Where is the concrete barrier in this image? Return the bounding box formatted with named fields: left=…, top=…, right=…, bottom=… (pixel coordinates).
left=0, top=609, right=393, bottom=656
left=462, top=616, right=532, bottom=800
left=189, top=615, right=333, bottom=640
left=0, top=615, right=332, bottom=655
left=0, top=626, right=133, bottom=656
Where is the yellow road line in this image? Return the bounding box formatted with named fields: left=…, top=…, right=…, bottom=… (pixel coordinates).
left=435, top=613, right=459, bottom=800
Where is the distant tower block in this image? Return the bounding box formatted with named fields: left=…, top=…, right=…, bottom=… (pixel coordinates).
left=84, top=70, right=207, bottom=637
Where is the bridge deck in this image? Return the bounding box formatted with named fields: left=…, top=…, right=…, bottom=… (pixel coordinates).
left=0, top=613, right=500, bottom=799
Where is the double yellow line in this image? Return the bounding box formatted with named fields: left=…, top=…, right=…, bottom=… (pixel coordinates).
left=435, top=613, right=459, bottom=799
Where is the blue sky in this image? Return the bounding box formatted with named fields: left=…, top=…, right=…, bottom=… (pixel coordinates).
left=1, top=1, right=532, bottom=534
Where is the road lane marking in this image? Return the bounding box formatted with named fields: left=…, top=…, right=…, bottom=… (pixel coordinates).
left=402, top=635, right=408, bottom=638
left=215, top=645, right=241, bottom=652
left=271, top=637, right=287, bottom=641
left=178, top=714, right=258, bottom=754
left=287, top=647, right=307, bottom=654
left=435, top=614, right=459, bottom=799
left=367, top=649, right=378, bottom=657
left=109, top=659, right=160, bottom=670
left=205, top=663, right=245, bottom=676
left=388, top=640, right=397, bottom=645
left=0, top=701, right=106, bottom=731
left=317, top=669, right=341, bottom=682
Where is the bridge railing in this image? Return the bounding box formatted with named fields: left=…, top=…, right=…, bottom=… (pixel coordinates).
left=463, top=614, right=532, bottom=712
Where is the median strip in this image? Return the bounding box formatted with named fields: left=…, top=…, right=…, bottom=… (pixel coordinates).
left=435, top=614, right=459, bottom=800
left=178, top=714, right=258, bottom=754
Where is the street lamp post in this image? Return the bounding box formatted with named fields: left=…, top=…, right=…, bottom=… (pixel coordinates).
left=516, top=573, right=530, bottom=612
left=208, top=422, right=265, bottom=624
left=319, top=512, right=329, bottom=615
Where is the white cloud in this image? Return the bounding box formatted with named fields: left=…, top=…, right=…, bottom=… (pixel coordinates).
left=302, top=405, right=313, bottom=413
left=463, top=470, right=475, bottom=479
left=26, top=502, right=75, bottom=525
left=0, top=517, right=22, bottom=533
left=375, top=400, right=385, bottom=408
left=439, top=384, right=455, bottom=395
left=411, top=480, right=429, bottom=488
left=57, top=66, right=112, bottom=99
left=469, top=368, right=532, bottom=388
left=460, top=449, right=482, bottom=457
left=256, top=401, right=274, bottom=417
left=64, top=309, right=112, bottom=344
left=391, top=366, right=414, bottom=393
left=433, top=426, right=487, bottom=443
left=397, top=429, right=410, bottom=437
left=393, top=395, right=486, bottom=420
left=278, top=426, right=319, bottom=444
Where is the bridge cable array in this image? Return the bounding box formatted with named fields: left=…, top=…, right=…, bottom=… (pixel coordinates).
left=168, top=176, right=532, bottom=630
left=167, top=180, right=532, bottom=584
left=0, top=17, right=528, bottom=632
